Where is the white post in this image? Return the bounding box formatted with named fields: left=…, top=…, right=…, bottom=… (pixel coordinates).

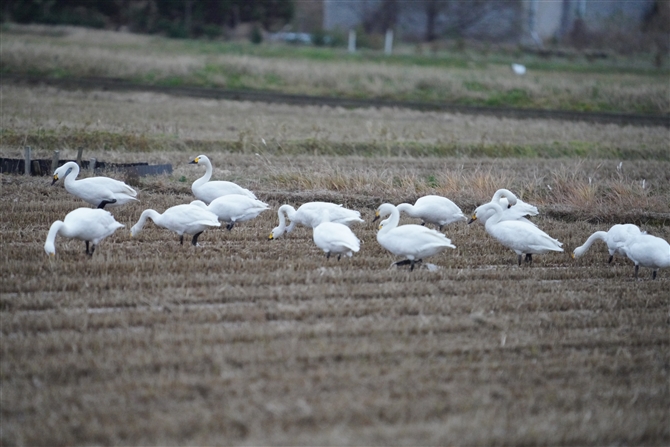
left=384, top=29, right=393, bottom=55
left=348, top=29, right=356, bottom=53
left=76, top=147, right=84, bottom=165
left=89, top=158, right=97, bottom=173
left=24, top=146, right=31, bottom=176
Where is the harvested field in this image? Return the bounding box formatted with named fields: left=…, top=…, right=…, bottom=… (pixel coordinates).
left=1, top=85, right=669, bottom=446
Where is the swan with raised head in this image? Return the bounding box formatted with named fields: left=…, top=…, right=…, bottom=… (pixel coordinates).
left=189, top=155, right=256, bottom=204
left=131, top=204, right=220, bottom=246
left=469, top=202, right=563, bottom=266
left=313, top=214, right=361, bottom=260
left=619, top=233, right=670, bottom=280
left=392, top=195, right=466, bottom=230
left=44, top=208, right=124, bottom=256
left=376, top=203, right=455, bottom=271
left=191, top=194, right=269, bottom=230
left=52, top=161, right=138, bottom=209
left=269, top=202, right=363, bottom=239
left=572, top=224, right=643, bottom=263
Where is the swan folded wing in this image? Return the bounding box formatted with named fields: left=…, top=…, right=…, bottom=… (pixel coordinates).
left=196, top=181, right=256, bottom=202
left=80, top=177, right=137, bottom=197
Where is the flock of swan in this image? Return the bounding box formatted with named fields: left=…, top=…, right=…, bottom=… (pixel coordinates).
left=45, top=155, right=670, bottom=280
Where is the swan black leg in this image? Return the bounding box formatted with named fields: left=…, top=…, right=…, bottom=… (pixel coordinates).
left=179, top=235, right=184, bottom=245
left=394, top=259, right=412, bottom=267
left=85, top=241, right=90, bottom=255
left=421, top=221, right=426, bottom=226
left=326, top=252, right=331, bottom=259
left=634, top=264, right=639, bottom=279
left=517, top=254, right=522, bottom=266
left=652, top=270, right=657, bottom=280
left=226, top=222, right=235, bottom=231
left=525, top=254, right=533, bottom=264
left=608, top=255, right=614, bottom=264
left=439, top=225, right=443, bottom=231
left=337, top=254, right=341, bottom=261
left=192, top=232, right=203, bottom=246
left=97, top=199, right=117, bottom=209
left=89, top=244, right=96, bottom=256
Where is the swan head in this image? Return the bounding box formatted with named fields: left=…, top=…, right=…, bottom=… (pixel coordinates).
left=51, top=165, right=73, bottom=185
left=189, top=155, right=209, bottom=165
left=269, top=226, right=283, bottom=240
left=375, top=203, right=396, bottom=222
left=44, top=242, right=56, bottom=256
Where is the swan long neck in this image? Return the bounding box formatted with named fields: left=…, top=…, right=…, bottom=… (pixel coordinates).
left=44, top=221, right=65, bottom=253
left=133, top=209, right=161, bottom=233
left=379, top=206, right=400, bottom=235
left=193, top=158, right=213, bottom=188
left=396, top=203, right=415, bottom=217
left=574, top=231, right=607, bottom=257
left=481, top=202, right=504, bottom=227
left=492, top=188, right=517, bottom=206
left=63, top=163, right=80, bottom=189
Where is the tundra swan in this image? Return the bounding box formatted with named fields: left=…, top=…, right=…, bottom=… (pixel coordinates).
left=469, top=189, right=539, bottom=228
left=191, top=195, right=269, bottom=230
left=131, top=204, right=220, bottom=246
left=52, top=161, right=137, bottom=209
left=469, top=202, right=563, bottom=266
left=572, top=224, right=643, bottom=263
left=44, top=208, right=124, bottom=256
left=376, top=203, right=455, bottom=271
left=619, top=233, right=670, bottom=280
left=393, top=195, right=466, bottom=230
left=313, top=220, right=361, bottom=260
left=269, top=202, right=363, bottom=239
left=189, top=155, right=256, bottom=204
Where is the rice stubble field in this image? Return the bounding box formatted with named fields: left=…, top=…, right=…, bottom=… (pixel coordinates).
left=1, top=83, right=669, bottom=445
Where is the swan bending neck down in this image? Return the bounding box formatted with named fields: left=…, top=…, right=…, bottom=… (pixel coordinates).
left=572, top=224, right=642, bottom=263
left=44, top=208, right=124, bottom=256
left=52, top=161, right=138, bottom=209
left=376, top=203, right=455, bottom=271
left=269, top=202, right=363, bottom=240
left=470, top=202, right=563, bottom=266
left=619, top=233, right=670, bottom=280
left=394, top=195, right=467, bottom=230
left=131, top=204, right=220, bottom=246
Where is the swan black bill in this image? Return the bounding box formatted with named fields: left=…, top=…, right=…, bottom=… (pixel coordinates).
left=226, top=222, right=235, bottom=231
left=468, top=216, right=477, bottom=224
left=192, top=232, right=203, bottom=246
left=51, top=176, right=58, bottom=185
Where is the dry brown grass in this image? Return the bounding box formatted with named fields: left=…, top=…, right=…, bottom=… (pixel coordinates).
left=1, top=160, right=669, bottom=446
left=1, top=79, right=669, bottom=445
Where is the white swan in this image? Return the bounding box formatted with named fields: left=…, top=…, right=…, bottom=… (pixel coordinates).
left=269, top=202, right=363, bottom=239
left=469, top=189, right=539, bottom=227
left=130, top=204, right=220, bottom=246
left=619, top=233, right=670, bottom=280
left=470, top=202, right=563, bottom=266
left=393, top=195, right=466, bottom=230
left=44, top=208, right=124, bottom=256
left=52, top=161, right=138, bottom=209
left=189, top=155, right=256, bottom=204
left=376, top=203, right=455, bottom=271
left=191, top=195, right=269, bottom=230
left=313, top=220, right=361, bottom=260
left=572, top=224, right=643, bottom=263
left=492, top=188, right=538, bottom=215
